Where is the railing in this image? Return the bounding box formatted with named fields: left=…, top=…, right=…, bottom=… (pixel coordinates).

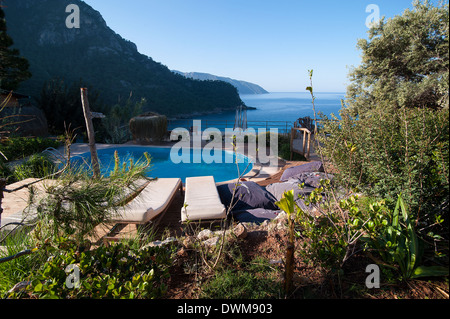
left=167, top=119, right=295, bottom=135
left=290, top=127, right=312, bottom=160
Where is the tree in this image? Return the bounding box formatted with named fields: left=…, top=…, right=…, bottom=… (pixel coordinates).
left=0, top=6, right=31, bottom=91
left=345, top=0, right=449, bottom=117
left=37, top=78, right=102, bottom=134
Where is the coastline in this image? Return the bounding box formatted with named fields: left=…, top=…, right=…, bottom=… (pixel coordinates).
left=168, top=105, right=257, bottom=120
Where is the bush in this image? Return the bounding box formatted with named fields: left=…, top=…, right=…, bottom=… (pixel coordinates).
left=354, top=194, right=448, bottom=281
left=200, top=256, right=281, bottom=299
left=6, top=240, right=173, bottom=299
left=13, top=154, right=56, bottom=181
left=318, top=107, right=449, bottom=240
left=0, top=137, right=61, bottom=162
left=0, top=160, right=14, bottom=183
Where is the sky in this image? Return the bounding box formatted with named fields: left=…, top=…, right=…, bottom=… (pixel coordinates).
left=83, top=0, right=423, bottom=93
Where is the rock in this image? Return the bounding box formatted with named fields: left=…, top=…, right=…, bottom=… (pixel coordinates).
left=8, top=281, right=32, bottom=294
left=202, top=236, right=220, bottom=248
left=182, top=236, right=195, bottom=249
left=141, top=237, right=177, bottom=249
left=260, top=219, right=271, bottom=230
left=269, top=259, right=283, bottom=265
left=233, top=223, right=248, bottom=239
left=197, top=229, right=213, bottom=241
left=177, top=247, right=189, bottom=258
left=275, top=211, right=288, bottom=221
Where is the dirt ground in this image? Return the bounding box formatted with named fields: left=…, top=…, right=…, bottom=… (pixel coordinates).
left=164, top=222, right=449, bottom=300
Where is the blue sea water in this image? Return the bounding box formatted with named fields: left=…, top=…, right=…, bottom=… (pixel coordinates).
left=71, top=146, right=253, bottom=183
left=169, top=92, right=345, bottom=133
left=241, top=92, right=345, bottom=121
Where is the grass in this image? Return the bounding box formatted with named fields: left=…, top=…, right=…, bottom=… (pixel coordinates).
left=200, top=252, right=282, bottom=299
left=0, top=226, right=48, bottom=294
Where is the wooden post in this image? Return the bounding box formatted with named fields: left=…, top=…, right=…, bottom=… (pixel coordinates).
left=302, top=130, right=307, bottom=156
left=80, top=88, right=100, bottom=178
left=307, top=131, right=311, bottom=159
left=289, top=128, right=294, bottom=161
left=0, top=178, right=6, bottom=227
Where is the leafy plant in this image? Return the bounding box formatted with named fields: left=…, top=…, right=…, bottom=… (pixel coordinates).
left=0, top=137, right=61, bottom=162
left=275, top=189, right=299, bottom=296
left=7, top=239, right=173, bottom=299
left=319, top=106, right=449, bottom=244
left=200, top=266, right=280, bottom=299
left=27, top=150, right=152, bottom=246
left=361, top=194, right=448, bottom=280
left=13, top=153, right=56, bottom=181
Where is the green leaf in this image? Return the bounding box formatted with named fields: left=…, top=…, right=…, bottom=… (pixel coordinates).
left=33, top=282, right=43, bottom=292
left=275, top=190, right=299, bottom=218
left=306, top=86, right=313, bottom=94
left=412, top=266, right=449, bottom=279
left=397, top=194, right=419, bottom=277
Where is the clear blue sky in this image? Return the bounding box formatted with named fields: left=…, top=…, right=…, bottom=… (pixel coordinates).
left=83, top=0, right=422, bottom=92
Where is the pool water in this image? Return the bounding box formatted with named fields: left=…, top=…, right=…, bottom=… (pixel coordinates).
left=71, top=146, right=254, bottom=183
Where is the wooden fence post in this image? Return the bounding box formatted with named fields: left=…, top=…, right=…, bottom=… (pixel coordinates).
left=0, top=178, right=6, bottom=227
left=80, top=88, right=100, bottom=178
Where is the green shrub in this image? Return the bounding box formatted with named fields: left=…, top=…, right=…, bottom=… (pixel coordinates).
left=0, top=159, right=14, bottom=183
left=318, top=107, right=449, bottom=239
left=13, top=154, right=56, bottom=181
left=0, top=137, right=61, bottom=162
left=6, top=240, right=173, bottom=299
left=30, top=152, right=152, bottom=245
left=0, top=226, right=48, bottom=295
left=295, top=182, right=361, bottom=271
left=355, top=194, right=448, bottom=281
left=200, top=257, right=281, bottom=299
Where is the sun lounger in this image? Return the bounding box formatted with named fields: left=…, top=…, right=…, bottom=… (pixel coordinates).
left=104, top=178, right=182, bottom=241
left=113, top=178, right=182, bottom=223
left=181, top=176, right=226, bottom=222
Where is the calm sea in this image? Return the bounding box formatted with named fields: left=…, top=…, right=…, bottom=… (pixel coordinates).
left=169, top=92, right=345, bottom=133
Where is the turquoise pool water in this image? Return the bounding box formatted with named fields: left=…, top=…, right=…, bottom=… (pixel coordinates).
left=71, top=146, right=254, bottom=183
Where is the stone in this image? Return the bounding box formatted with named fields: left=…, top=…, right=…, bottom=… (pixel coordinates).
left=177, top=247, right=189, bottom=258
left=197, top=229, right=213, bottom=241
left=141, top=237, right=177, bottom=249
left=182, top=236, right=195, bottom=249
left=202, top=236, right=220, bottom=248
left=233, top=223, right=248, bottom=239
left=8, top=281, right=32, bottom=294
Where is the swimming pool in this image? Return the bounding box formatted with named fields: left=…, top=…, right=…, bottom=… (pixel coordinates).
left=70, top=146, right=254, bottom=183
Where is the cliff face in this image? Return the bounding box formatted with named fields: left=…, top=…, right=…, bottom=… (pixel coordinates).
left=3, top=0, right=244, bottom=116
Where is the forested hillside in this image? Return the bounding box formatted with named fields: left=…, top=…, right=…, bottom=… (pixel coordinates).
left=3, top=0, right=244, bottom=117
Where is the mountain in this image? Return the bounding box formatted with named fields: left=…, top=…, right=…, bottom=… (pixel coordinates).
left=2, top=0, right=244, bottom=117
left=172, top=71, right=268, bottom=95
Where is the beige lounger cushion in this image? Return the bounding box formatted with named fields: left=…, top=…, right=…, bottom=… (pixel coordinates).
left=114, top=178, right=181, bottom=223
left=181, top=176, right=226, bottom=222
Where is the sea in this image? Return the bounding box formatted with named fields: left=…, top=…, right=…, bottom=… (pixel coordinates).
left=169, top=92, right=345, bottom=134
